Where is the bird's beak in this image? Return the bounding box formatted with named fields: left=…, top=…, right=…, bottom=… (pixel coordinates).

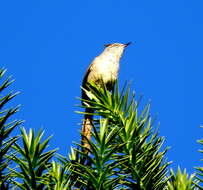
left=124, top=42, right=132, bottom=47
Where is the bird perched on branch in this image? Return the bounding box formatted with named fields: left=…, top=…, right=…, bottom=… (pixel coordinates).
left=81, top=42, right=131, bottom=154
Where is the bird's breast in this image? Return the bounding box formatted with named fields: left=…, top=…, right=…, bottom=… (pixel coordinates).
left=90, top=55, right=120, bottom=83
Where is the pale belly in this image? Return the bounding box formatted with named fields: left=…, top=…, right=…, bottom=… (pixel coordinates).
left=88, top=56, right=120, bottom=85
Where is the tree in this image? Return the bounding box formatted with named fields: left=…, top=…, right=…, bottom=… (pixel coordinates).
left=0, top=67, right=203, bottom=189
left=69, top=83, right=170, bottom=189
left=0, top=68, right=22, bottom=189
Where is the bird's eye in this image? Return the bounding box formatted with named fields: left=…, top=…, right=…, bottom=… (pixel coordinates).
left=104, top=43, right=112, bottom=47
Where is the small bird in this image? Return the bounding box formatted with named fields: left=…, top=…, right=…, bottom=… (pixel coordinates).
left=81, top=42, right=131, bottom=153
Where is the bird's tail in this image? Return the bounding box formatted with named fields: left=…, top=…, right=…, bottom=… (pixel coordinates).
left=81, top=108, right=93, bottom=154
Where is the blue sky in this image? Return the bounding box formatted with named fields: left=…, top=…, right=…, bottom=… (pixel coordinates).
left=0, top=0, right=203, bottom=174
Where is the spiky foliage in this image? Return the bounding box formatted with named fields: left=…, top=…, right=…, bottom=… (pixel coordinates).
left=9, top=128, right=57, bottom=189
left=67, top=82, right=170, bottom=189
left=166, top=168, right=197, bottom=190
left=194, top=132, right=203, bottom=190
left=2, top=68, right=203, bottom=189
left=0, top=68, right=22, bottom=188
left=41, top=160, right=73, bottom=190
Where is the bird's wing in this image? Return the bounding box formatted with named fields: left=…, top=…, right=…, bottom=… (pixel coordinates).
left=82, top=62, right=93, bottom=85
left=81, top=62, right=94, bottom=104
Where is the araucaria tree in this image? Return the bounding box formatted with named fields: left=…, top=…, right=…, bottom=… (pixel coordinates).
left=0, top=67, right=202, bottom=189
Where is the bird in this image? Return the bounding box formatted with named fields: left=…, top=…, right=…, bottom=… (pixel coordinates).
left=81, top=42, right=131, bottom=154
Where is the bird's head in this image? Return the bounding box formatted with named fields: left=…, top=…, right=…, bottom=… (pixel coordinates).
left=103, top=42, right=131, bottom=57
